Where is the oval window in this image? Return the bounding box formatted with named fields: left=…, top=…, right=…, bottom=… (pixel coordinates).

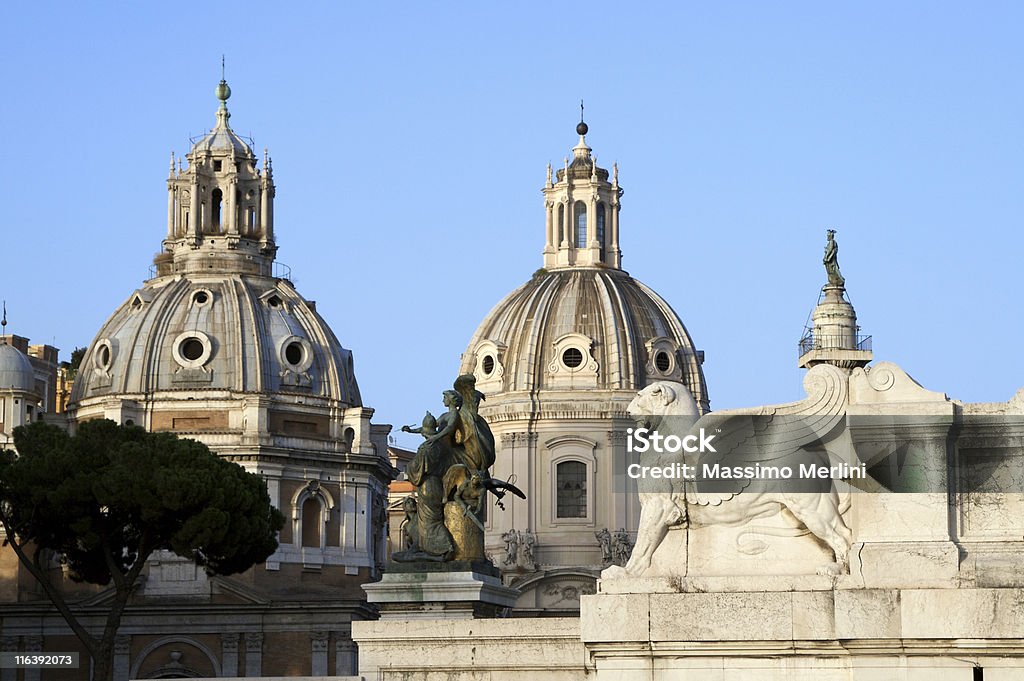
left=482, top=355, right=495, bottom=375
left=562, top=347, right=584, bottom=369
left=655, top=351, right=671, bottom=373
left=192, top=290, right=209, bottom=305
left=93, top=340, right=115, bottom=372
left=285, top=341, right=304, bottom=366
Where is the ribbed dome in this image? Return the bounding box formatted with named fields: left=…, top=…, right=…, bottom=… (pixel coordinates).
left=70, top=273, right=360, bottom=405
left=192, top=125, right=253, bottom=156
left=0, top=344, right=35, bottom=392
left=460, top=268, right=709, bottom=409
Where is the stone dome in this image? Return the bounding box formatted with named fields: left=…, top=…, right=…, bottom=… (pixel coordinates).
left=460, top=267, right=709, bottom=410
left=0, top=343, right=35, bottom=392
left=70, top=273, right=360, bottom=405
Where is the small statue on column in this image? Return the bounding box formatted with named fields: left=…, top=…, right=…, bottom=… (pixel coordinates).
left=823, top=229, right=845, bottom=288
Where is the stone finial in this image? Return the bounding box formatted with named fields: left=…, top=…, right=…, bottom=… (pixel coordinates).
left=546, top=162, right=552, bottom=187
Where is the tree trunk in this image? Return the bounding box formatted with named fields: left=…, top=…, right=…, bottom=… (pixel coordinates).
left=91, top=640, right=113, bottom=681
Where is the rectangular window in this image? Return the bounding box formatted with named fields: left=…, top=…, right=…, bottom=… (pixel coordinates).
left=556, top=460, right=587, bottom=518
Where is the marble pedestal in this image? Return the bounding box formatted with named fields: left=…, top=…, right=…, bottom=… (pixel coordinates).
left=580, top=580, right=1024, bottom=681
left=362, top=561, right=520, bottom=620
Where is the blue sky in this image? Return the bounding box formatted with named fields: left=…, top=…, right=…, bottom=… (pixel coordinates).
left=2, top=3, right=1021, bottom=446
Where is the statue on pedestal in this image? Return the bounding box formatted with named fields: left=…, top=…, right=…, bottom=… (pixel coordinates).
left=823, top=229, right=845, bottom=287
left=393, top=375, right=525, bottom=563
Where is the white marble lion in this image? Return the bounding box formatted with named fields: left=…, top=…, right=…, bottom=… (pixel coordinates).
left=604, top=364, right=854, bottom=579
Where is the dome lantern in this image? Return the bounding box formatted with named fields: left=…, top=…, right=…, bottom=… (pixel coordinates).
left=161, top=80, right=277, bottom=278
left=543, top=115, right=623, bottom=270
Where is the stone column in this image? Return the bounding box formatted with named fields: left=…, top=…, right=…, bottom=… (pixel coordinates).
left=221, top=633, right=239, bottom=677
left=1, top=637, right=17, bottom=681
left=588, top=196, right=597, bottom=248
left=259, top=184, right=268, bottom=238
left=226, top=179, right=238, bottom=235
left=335, top=639, right=357, bottom=676
left=311, top=631, right=329, bottom=676
left=190, top=177, right=201, bottom=240
left=167, top=185, right=176, bottom=238
left=112, top=635, right=130, bottom=681
left=561, top=197, right=571, bottom=247
left=23, top=636, right=42, bottom=681
left=610, top=201, right=621, bottom=267
left=265, top=186, right=274, bottom=243
left=244, top=632, right=263, bottom=676
left=544, top=201, right=554, bottom=251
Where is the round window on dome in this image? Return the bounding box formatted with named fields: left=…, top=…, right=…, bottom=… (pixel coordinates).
left=285, top=341, right=304, bottom=366
left=171, top=331, right=212, bottom=369
left=278, top=336, right=314, bottom=373
left=180, top=338, right=205, bottom=361
left=655, top=350, right=672, bottom=373
left=94, top=340, right=114, bottom=372
left=192, top=290, right=210, bottom=306
left=562, top=347, right=584, bottom=369
left=482, top=355, right=495, bottom=376
left=267, top=295, right=282, bottom=308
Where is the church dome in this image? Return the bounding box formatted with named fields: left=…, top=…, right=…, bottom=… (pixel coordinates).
left=70, top=274, right=360, bottom=404
left=0, top=343, right=35, bottom=392
left=69, top=79, right=362, bottom=417
left=460, top=120, right=709, bottom=410
left=460, top=267, right=708, bottom=408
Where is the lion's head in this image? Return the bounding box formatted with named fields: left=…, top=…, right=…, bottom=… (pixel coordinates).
left=628, top=381, right=700, bottom=431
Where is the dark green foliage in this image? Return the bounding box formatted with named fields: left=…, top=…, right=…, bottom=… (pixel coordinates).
left=60, top=347, right=86, bottom=380
left=0, top=420, right=285, bottom=680
left=0, top=420, right=284, bottom=583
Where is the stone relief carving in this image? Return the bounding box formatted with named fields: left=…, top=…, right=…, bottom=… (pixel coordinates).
left=612, top=528, right=634, bottom=566
left=595, top=528, right=633, bottom=566
left=500, top=529, right=537, bottom=570
left=595, top=528, right=613, bottom=564
left=543, top=581, right=596, bottom=605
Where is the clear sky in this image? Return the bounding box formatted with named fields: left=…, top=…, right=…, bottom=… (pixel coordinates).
left=2, top=3, right=1021, bottom=449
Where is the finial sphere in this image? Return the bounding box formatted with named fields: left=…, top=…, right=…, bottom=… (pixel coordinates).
left=576, top=121, right=589, bottom=136
left=216, top=80, right=232, bottom=102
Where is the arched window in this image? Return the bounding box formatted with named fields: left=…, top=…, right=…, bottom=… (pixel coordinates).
left=574, top=201, right=587, bottom=248
left=557, top=203, right=565, bottom=244
left=301, top=497, right=321, bottom=548
left=211, top=188, right=223, bottom=232
left=597, top=203, right=606, bottom=261
left=556, top=460, right=587, bottom=518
